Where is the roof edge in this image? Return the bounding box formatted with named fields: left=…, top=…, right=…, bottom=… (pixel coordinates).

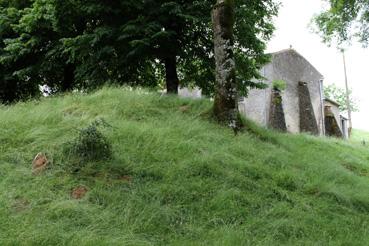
left=268, top=48, right=324, bottom=79
left=324, top=98, right=341, bottom=107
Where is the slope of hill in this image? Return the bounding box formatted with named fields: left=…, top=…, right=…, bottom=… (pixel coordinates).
left=1, top=87, right=369, bottom=245
left=352, top=129, right=369, bottom=145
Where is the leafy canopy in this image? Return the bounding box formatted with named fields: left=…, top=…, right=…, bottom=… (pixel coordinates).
left=0, top=0, right=41, bottom=103
left=0, top=0, right=279, bottom=103
left=324, top=84, right=359, bottom=112
left=313, top=0, right=369, bottom=46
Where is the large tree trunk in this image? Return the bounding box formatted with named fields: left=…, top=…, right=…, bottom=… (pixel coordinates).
left=61, top=63, right=75, bottom=92
left=212, top=0, right=239, bottom=125
left=164, top=55, right=179, bottom=94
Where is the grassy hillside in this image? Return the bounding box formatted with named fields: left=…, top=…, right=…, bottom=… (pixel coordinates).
left=1, top=87, right=369, bottom=245
left=352, top=129, right=369, bottom=145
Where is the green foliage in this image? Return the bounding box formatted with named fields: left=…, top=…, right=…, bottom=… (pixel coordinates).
left=313, top=0, right=369, bottom=46
left=0, top=0, right=41, bottom=103
left=272, top=79, right=287, bottom=91
left=1, top=87, right=369, bottom=244
left=324, top=84, right=359, bottom=112
left=0, top=0, right=279, bottom=102
left=64, top=118, right=112, bottom=164
left=233, top=0, right=279, bottom=95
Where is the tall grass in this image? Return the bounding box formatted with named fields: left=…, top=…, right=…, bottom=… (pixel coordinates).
left=1, top=87, right=369, bottom=245
left=352, top=129, right=369, bottom=145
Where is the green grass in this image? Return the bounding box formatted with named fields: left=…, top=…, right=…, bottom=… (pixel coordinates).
left=352, top=129, right=369, bottom=145
left=1, top=87, right=369, bottom=245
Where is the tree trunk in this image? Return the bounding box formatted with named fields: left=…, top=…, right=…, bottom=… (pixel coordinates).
left=61, top=63, right=75, bottom=92
left=212, top=0, right=239, bottom=126
left=164, top=56, right=179, bottom=94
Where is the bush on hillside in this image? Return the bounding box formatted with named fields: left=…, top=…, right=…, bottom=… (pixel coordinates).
left=64, top=119, right=112, bottom=168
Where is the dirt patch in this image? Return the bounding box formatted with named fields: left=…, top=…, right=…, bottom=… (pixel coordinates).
left=119, top=175, right=133, bottom=182
left=63, top=105, right=83, bottom=117
left=12, top=198, right=30, bottom=212
left=32, top=153, right=49, bottom=174
left=342, top=163, right=368, bottom=177
left=71, top=186, right=88, bottom=199
left=179, top=105, right=190, bottom=113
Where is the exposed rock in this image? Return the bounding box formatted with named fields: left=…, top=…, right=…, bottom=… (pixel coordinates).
left=269, top=90, right=287, bottom=132
left=32, top=153, right=48, bottom=174
left=298, top=82, right=319, bottom=135
left=71, top=186, right=88, bottom=200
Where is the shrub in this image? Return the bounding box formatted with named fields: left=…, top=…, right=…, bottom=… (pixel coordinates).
left=64, top=119, right=112, bottom=164
left=272, top=80, right=287, bottom=91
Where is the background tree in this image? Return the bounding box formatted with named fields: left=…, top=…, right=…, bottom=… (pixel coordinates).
left=0, top=0, right=278, bottom=103
left=102, top=0, right=277, bottom=96
left=313, top=0, right=369, bottom=46
left=324, top=84, right=359, bottom=112
left=0, top=0, right=41, bottom=103
left=312, top=1, right=365, bottom=137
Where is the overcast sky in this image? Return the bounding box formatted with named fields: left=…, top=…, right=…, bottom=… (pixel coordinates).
left=266, top=0, right=369, bottom=131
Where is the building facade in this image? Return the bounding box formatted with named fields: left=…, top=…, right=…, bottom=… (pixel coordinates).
left=239, top=49, right=325, bottom=135
left=179, top=49, right=349, bottom=139
left=324, top=98, right=349, bottom=139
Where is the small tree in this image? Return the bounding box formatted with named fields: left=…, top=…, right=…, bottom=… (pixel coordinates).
left=324, top=84, right=359, bottom=113
left=313, top=0, right=369, bottom=46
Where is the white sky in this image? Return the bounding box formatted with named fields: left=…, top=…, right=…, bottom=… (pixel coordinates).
left=266, top=0, right=369, bottom=131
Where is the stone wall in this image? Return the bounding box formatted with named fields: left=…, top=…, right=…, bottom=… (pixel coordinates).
left=268, top=90, right=287, bottom=131
left=241, top=49, right=324, bottom=135
left=324, top=105, right=343, bottom=138
left=239, top=64, right=273, bottom=127
left=323, top=99, right=350, bottom=139
left=178, top=87, right=202, bottom=99
left=324, top=100, right=342, bottom=131
left=298, top=82, right=319, bottom=135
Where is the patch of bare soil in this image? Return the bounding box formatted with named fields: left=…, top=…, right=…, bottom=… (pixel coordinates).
left=32, top=153, right=48, bottom=174
left=12, top=198, right=30, bottom=212
left=71, top=186, right=88, bottom=199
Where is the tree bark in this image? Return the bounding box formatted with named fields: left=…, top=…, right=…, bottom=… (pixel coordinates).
left=61, top=63, right=75, bottom=92
left=212, top=0, right=239, bottom=125
left=164, top=55, right=179, bottom=94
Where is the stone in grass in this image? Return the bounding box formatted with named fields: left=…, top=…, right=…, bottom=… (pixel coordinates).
left=32, top=152, right=49, bottom=174
left=71, top=186, right=88, bottom=200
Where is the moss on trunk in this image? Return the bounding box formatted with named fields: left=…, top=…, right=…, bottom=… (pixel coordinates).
left=212, top=0, right=239, bottom=127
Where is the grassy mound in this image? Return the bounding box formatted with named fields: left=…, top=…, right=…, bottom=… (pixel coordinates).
left=1, top=87, right=369, bottom=245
